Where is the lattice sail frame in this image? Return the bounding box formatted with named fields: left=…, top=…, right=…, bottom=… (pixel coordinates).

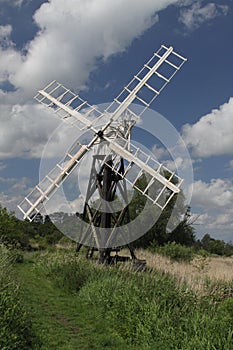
left=18, top=45, right=186, bottom=221
left=103, top=135, right=183, bottom=209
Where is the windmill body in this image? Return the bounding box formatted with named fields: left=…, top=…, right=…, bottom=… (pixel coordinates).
left=18, top=45, right=187, bottom=262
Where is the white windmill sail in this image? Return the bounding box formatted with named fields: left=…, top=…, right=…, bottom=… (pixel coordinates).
left=34, top=45, right=186, bottom=132
left=18, top=44, right=186, bottom=221
left=102, top=135, right=183, bottom=209
left=35, top=80, right=103, bottom=131
left=18, top=139, right=97, bottom=221
left=106, top=45, right=187, bottom=120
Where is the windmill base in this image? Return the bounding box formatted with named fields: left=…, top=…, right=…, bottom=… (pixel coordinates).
left=76, top=244, right=146, bottom=269
left=76, top=244, right=137, bottom=265
left=75, top=153, right=140, bottom=265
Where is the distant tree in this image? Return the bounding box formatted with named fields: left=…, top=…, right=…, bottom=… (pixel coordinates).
left=0, top=205, right=31, bottom=249
left=169, top=206, right=196, bottom=246
left=0, top=204, right=65, bottom=249
left=224, top=242, right=233, bottom=256
left=200, top=234, right=233, bottom=256
left=37, top=220, right=63, bottom=244
left=129, top=176, right=195, bottom=248
left=201, top=234, right=212, bottom=251
left=209, top=239, right=225, bottom=255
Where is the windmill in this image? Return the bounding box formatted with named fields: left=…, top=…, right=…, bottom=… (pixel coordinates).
left=18, top=45, right=187, bottom=263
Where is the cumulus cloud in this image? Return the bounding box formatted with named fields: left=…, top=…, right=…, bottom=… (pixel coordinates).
left=0, top=0, right=182, bottom=160
left=190, top=178, right=233, bottom=239
left=182, top=97, right=233, bottom=157
left=11, top=0, right=181, bottom=95
left=151, top=144, right=168, bottom=160
left=1, top=0, right=227, bottom=161
left=0, top=176, right=32, bottom=214
left=0, top=25, right=23, bottom=85
left=0, top=49, right=22, bottom=84
left=0, top=25, right=12, bottom=41
left=196, top=209, right=233, bottom=234
left=179, top=1, right=229, bottom=30
left=191, top=178, right=233, bottom=208
left=0, top=104, right=61, bottom=159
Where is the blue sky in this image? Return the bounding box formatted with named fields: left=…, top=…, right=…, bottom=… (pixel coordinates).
left=0, top=0, right=233, bottom=241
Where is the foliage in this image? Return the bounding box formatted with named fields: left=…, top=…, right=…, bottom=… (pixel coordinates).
left=0, top=244, right=38, bottom=349
left=0, top=205, right=32, bottom=249
left=29, top=249, right=233, bottom=350
left=0, top=204, right=63, bottom=250
left=199, top=234, right=233, bottom=256
left=151, top=242, right=195, bottom=262
left=128, top=176, right=196, bottom=249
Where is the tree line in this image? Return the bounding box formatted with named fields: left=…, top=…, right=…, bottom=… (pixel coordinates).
left=0, top=199, right=232, bottom=256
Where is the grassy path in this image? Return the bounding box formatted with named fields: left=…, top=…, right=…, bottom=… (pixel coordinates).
left=16, top=256, right=129, bottom=350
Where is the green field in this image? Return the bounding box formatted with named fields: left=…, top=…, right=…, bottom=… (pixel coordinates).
left=1, top=246, right=233, bottom=350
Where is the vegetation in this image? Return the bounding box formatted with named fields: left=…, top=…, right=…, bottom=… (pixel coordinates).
left=1, top=199, right=233, bottom=257
left=0, top=204, right=62, bottom=250
left=196, top=233, right=233, bottom=256
left=12, top=249, right=233, bottom=349
left=150, top=241, right=195, bottom=262
left=0, top=203, right=233, bottom=349
left=0, top=244, right=38, bottom=350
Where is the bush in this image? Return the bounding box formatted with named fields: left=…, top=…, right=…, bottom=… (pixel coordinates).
left=153, top=242, right=195, bottom=262
left=0, top=244, right=37, bottom=349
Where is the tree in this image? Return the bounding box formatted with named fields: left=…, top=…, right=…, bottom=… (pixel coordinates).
left=129, top=176, right=195, bottom=248
left=169, top=206, right=196, bottom=246
left=201, top=234, right=212, bottom=251
left=0, top=205, right=32, bottom=249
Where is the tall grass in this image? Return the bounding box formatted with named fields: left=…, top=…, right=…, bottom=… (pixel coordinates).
left=136, top=249, right=233, bottom=296
left=33, top=249, right=233, bottom=350
left=0, top=244, right=37, bottom=350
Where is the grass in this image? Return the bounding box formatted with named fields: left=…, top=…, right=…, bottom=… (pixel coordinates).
left=0, top=245, right=37, bottom=350
left=135, top=249, right=233, bottom=295
left=2, top=246, right=233, bottom=349
left=16, top=252, right=132, bottom=349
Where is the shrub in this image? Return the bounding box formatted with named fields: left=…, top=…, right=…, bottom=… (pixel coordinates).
left=0, top=244, right=37, bottom=349
left=155, top=242, right=195, bottom=262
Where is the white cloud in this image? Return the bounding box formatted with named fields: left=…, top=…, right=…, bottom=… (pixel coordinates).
left=179, top=2, right=229, bottom=30
left=0, top=0, right=229, bottom=162
left=0, top=176, right=32, bottom=214
left=11, top=0, right=180, bottom=95
left=0, top=0, right=182, bottom=159
left=191, top=178, right=233, bottom=209
left=190, top=178, right=233, bottom=239
left=182, top=97, right=233, bottom=157
left=0, top=25, right=12, bottom=40
left=163, top=156, right=184, bottom=172
left=196, top=209, right=233, bottom=234
left=0, top=25, right=23, bottom=85
left=0, top=162, right=6, bottom=171
left=0, top=48, right=22, bottom=84
left=0, top=104, right=61, bottom=159
left=151, top=144, right=168, bottom=160
left=229, top=160, right=233, bottom=169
